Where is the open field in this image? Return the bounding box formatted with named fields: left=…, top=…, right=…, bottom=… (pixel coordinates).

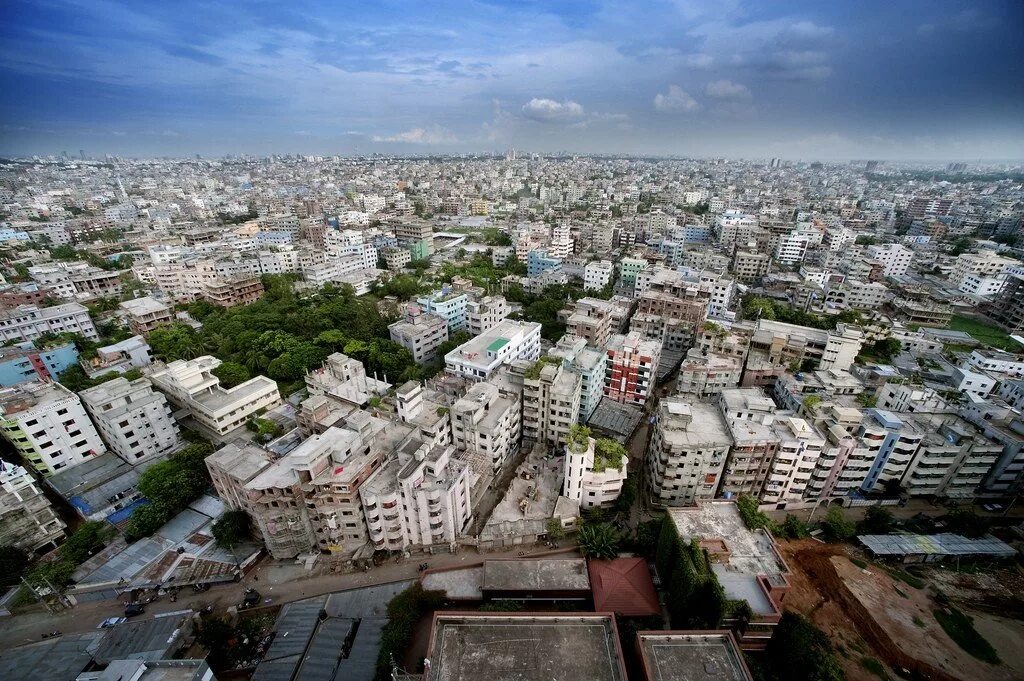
left=776, top=540, right=1021, bottom=681
left=947, top=315, right=1017, bottom=350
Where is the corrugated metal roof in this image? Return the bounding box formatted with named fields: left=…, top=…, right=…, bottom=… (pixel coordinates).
left=859, top=533, right=1015, bottom=557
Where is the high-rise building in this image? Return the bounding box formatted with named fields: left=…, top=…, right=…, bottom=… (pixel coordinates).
left=604, top=332, right=661, bottom=407
left=646, top=398, right=732, bottom=506
left=79, top=377, right=181, bottom=465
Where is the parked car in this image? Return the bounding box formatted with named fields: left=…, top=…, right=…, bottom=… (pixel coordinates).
left=983, top=503, right=1004, bottom=512
left=98, top=617, right=127, bottom=629
left=124, top=604, right=145, bottom=617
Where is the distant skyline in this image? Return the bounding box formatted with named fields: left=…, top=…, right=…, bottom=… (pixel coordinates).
left=1, top=0, right=1023, bottom=160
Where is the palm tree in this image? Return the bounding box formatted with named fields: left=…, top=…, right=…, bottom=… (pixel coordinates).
left=577, top=522, right=620, bottom=560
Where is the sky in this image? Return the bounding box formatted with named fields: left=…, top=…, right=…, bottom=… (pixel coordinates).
left=0, top=0, right=1022, bottom=160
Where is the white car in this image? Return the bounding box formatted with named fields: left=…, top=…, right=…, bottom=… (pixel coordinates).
left=98, top=616, right=127, bottom=629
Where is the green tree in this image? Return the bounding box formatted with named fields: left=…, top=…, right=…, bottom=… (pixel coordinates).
left=212, top=510, right=252, bottom=548
left=946, top=509, right=990, bottom=538
left=870, top=337, right=903, bottom=363
left=545, top=517, right=566, bottom=541
left=577, top=523, right=620, bottom=559
left=743, top=296, right=777, bottom=320
left=148, top=323, right=203, bottom=361
left=858, top=506, right=896, bottom=535
left=211, top=361, right=251, bottom=388
left=0, top=545, right=31, bottom=589
left=820, top=506, right=856, bottom=543
left=125, top=503, right=173, bottom=542
left=764, top=612, right=843, bottom=681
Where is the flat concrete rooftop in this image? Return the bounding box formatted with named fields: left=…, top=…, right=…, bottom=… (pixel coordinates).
left=426, top=614, right=626, bottom=681
left=481, top=558, right=590, bottom=592
left=638, top=632, right=751, bottom=681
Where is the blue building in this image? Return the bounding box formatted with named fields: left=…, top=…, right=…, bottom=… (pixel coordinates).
left=0, top=341, right=79, bottom=387
left=527, top=248, right=562, bottom=277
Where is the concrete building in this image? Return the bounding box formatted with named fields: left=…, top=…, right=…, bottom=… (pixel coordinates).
left=0, top=303, right=98, bottom=343
left=202, top=275, right=264, bottom=308
left=360, top=439, right=472, bottom=551
left=0, top=381, right=105, bottom=476
left=451, top=381, right=521, bottom=472
left=631, top=288, right=710, bottom=352
left=746, top=320, right=863, bottom=374
left=646, top=398, right=732, bottom=506
left=549, top=335, right=607, bottom=423
left=0, top=341, right=78, bottom=387
left=444, top=320, right=541, bottom=382
left=465, top=295, right=510, bottom=337
left=732, top=251, right=770, bottom=283
left=865, top=243, right=913, bottom=277
left=584, top=260, right=614, bottom=291
left=721, top=417, right=779, bottom=500
left=417, top=288, right=469, bottom=334
left=566, top=297, right=617, bottom=348
left=119, top=297, right=173, bottom=337
left=389, top=307, right=449, bottom=365
left=676, top=349, right=742, bottom=398
left=564, top=427, right=628, bottom=509
left=761, top=417, right=823, bottom=504
left=0, top=462, right=66, bottom=553
left=516, top=357, right=581, bottom=449
left=84, top=335, right=153, bottom=377
left=859, top=409, right=926, bottom=494
left=604, top=332, right=661, bottom=407
left=149, top=356, right=281, bottom=438
left=900, top=416, right=1001, bottom=499
left=80, top=377, right=181, bottom=465
left=989, top=272, right=1024, bottom=333
left=636, top=631, right=752, bottom=681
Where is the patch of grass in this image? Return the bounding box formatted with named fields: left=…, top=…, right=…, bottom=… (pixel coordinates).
left=933, top=606, right=1001, bottom=665
left=851, top=557, right=868, bottom=569
left=947, top=315, right=1016, bottom=351
left=913, top=615, right=926, bottom=628
left=886, top=567, right=926, bottom=590
left=894, top=585, right=909, bottom=599
left=861, top=656, right=889, bottom=680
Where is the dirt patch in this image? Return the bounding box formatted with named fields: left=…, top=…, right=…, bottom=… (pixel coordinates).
left=922, top=565, right=1024, bottom=619
left=970, top=613, right=1024, bottom=679
left=776, top=540, right=1018, bottom=681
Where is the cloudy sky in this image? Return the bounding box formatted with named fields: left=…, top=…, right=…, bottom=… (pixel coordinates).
left=1, top=0, right=1022, bottom=159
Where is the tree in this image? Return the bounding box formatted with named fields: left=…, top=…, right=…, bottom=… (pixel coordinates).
left=615, top=476, right=637, bottom=516
left=212, top=361, right=251, bottom=388
left=870, top=337, right=903, bottom=363
left=859, top=506, right=897, bottom=534
left=763, top=612, right=843, bottom=681
left=545, top=517, right=566, bottom=541
left=577, top=522, right=620, bottom=559
left=0, top=545, right=30, bottom=589
left=780, top=514, right=810, bottom=539
left=125, top=502, right=173, bottom=542
left=820, top=506, right=856, bottom=543
left=212, top=510, right=251, bottom=548
left=148, top=323, right=203, bottom=361
left=946, top=508, right=990, bottom=538
left=742, top=296, right=777, bottom=320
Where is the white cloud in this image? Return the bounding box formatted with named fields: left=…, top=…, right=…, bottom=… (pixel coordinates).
left=521, top=97, right=585, bottom=122
left=653, top=85, right=699, bottom=112
left=371, top=126, right=457, bottom=144
left=706, top=79, right=751, bottom=99
left=686, top=53, right=714, bottom=68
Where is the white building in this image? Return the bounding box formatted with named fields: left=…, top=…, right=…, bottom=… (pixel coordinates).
left=80, top=377, right=181, bottom=465
left=445, top=320, right=541, bottom=382
left=865, top=243, right=913, bottom=277
left=646, top=398, right=733, bottom=506
left=465, top=296, right=510, bottom=337
left=518, top=358, right=581, bottom=449
left=149, top=356, right=281, bottom=437
left=563, top=427, right=628, bottom=510
left=966, top=349, right=1024, bottom=378
left=0, top=303, right=98, bottom=343
left=0, top=381, right=105, bottom=476
left=389, top=307, right=449, bottom=365
left=451, top=381, right=521, bottom=472
left=584, top=260, right=614, bottom=291
left=361, top=439, right=472, bottom=551
left=761, top=417, right=823, bottom=504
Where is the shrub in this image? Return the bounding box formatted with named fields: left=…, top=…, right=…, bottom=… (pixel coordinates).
left=375, top=584, right=445, bottom=680
left=577, top=523, right=620, bottom=560
left=821, top=506, right=856, bottom=543
left=934, top=606, right=1000, bottom=664
left=737, top=495, right=779, bottom=534
left=779, top=514, right=810, bottom=539
left=764, top=612, right=843, bottom=681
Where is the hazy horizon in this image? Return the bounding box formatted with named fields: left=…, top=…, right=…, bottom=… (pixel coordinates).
left=2, top=0, right=1023, bottom=160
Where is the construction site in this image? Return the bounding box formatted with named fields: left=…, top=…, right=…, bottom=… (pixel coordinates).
left=776, top=538, right=1024, bottom=681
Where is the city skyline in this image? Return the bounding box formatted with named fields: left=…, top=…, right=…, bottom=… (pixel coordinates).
left=2, top=0, right=1023, bottom=160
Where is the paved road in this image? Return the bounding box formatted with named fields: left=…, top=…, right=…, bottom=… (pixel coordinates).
left=0, top=539, right=579, bottom=650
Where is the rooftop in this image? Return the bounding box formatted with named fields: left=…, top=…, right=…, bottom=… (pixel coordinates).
left=637, top=631, right=751, bottom=681
left=426, top=613, right=626, bottom=681
left=588, top=558, right=660, bottom=617
left=481, top=558, right=590, bottom=592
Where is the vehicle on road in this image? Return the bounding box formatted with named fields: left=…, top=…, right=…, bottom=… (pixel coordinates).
left=98, top=617, right=127, bottom=629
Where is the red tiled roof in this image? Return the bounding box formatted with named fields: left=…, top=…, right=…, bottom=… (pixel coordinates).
left=588, top=557, right=660, bottom=617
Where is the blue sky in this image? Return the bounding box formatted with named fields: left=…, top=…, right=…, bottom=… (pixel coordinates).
left=0, top=0, right=1022, bottom=159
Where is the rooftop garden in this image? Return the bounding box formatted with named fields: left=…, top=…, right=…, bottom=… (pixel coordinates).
left=523, top=354, right=561, bottom=379
left=593, top=437, right=626, bottom=473
left=567, top=423, right=591, bottom=453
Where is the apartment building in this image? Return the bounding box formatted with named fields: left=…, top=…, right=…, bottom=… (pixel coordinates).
left=646, top=398, right=733, bottom=506
left=874, top=382, right=948, bottom=412
left=676, top=349, right=742, bottom=398
left=360, top=439, right=472, bottom=551
left=389, top=307, right=449, bottom=365
left=584, top=260, right=614, bottom=291
left=84, top=335, right=153, bottom=377
left=859, top=409, right=926, bottom=494
left=444, top=320, right=541, bottom=381
left=203, top=275, right=264, bottom=308
left=0, top=462, right=66, bottom=553
left=900, top=416, right=1001, bottom=499
left=207, top=414, right=410, bottom=558
left=715, top=210, right=759, bottom=245
left=0, top=341, right=77, bottom=387
left=989, top=272, right=1024, bottom=333
left=604, top=332, right=661, bottom=407
left=417, top=288, right=468, bottom=334
left=0, top=303, right=98, bottom=343
left=761, top=417, right=823, bottom=504
left=721, top=417, right=779, bottom=499
left=566, top=297, right=617, bottom=348
left=732, top=251, right=770, bottom=283
left=119, top=296, right=173, bottom=336
left=865, top=243, right=913, bottom=277
left=465, top=295, right=510, bottom=337
left=0, top=381, right=105, bottom=476
left=549, top=335, right=607, bottom=423
left=949, top=251, right=1017, bottom=288
left=746, top=320, right=863, bottom=373
left=563, top=427, right=628, bottom=509
left=451, top=381, right=521, bottom=472
left=514, top=358, right=581, bottom=449
left=79, top=377, right=181, bottom=465
left=149, top=356, right=281, bottom=437
left=631, top=288, right=710, bottom=351
left=394, top=381, right=453, bottom=450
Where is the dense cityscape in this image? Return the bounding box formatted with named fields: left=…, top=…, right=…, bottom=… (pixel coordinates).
left=2, top=1, right=1024, bottom=680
